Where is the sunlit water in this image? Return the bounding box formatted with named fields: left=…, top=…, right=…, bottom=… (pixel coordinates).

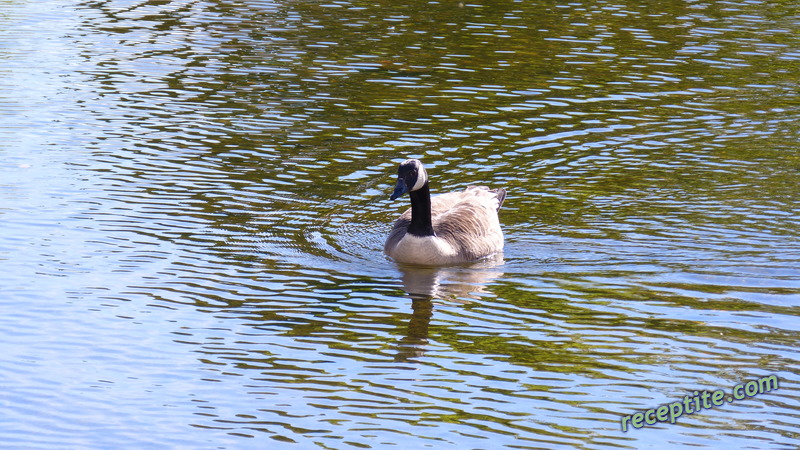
left=1, top=0, right=798, bottom=448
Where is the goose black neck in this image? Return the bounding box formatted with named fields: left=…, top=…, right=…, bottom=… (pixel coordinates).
left=407, top=182, right=435, bottom=237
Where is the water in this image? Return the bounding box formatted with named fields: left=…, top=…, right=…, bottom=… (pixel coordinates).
left=1, top=0, right=799, bottom=448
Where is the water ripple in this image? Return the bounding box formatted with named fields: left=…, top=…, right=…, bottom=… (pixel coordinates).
left=1, top=0, right=798, bottom=448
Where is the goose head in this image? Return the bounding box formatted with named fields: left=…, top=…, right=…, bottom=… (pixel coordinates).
left=390, top=159, right=428, bottom=200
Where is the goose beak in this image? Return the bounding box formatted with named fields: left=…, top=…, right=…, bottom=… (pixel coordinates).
left=390, top=178, right=409, bottom=200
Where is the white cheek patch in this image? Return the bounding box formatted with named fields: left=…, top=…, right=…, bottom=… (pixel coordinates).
left=411, top=166, right=427, bottom=191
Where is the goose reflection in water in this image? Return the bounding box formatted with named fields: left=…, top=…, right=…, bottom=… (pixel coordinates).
left=393, top=254, right=504, bottom=362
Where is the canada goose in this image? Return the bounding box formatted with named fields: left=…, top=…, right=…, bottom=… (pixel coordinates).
left=384, top=159, right=506, bottom=265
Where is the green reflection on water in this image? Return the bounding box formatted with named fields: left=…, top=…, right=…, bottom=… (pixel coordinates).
left=3, top=0, right=798, bottom=447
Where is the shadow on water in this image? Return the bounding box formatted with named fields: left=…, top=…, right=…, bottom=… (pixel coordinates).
left=392, top=255, right=505, bottom=361
left=397, top=254, right=506, bottom=301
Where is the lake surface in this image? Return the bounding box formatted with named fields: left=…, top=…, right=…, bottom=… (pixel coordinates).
left=1, top=0, right=799, bottom=448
